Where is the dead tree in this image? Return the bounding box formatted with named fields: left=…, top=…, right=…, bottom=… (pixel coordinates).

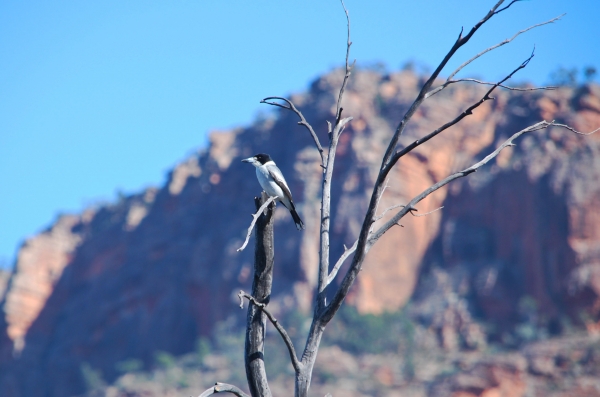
left=199, top=1, right=597, bottom=396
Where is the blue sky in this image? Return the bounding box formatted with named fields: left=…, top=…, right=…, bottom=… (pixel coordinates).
left=1, top=0, right=599, bottom=269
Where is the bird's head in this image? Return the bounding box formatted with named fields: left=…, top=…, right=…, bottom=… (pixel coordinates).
left=242, top=153, right=272, bottom=166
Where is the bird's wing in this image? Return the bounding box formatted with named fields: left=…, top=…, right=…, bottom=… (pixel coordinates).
left=267, top=164, right=294, bottom=201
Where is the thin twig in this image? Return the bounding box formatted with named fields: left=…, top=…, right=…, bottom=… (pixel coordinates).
left=447, top=78, right=556, bottom=91
left=434, top=14, right=564, bottom=91
left=261, top=97, right=325, bottom=165
left=326, top=239, right=358, bottom=286
left=198, top=382, right=251, bottom=397
left=495, top=0, right=523, bottom=15
left=552, top=123, right=600, bottom=136
left=237, top=196, right=277, bottom=252
left=409, top=206, right=444, bottom=217
left=335, top=0, right=356, bottom=122
left=238, top=291, right=303, bottom=373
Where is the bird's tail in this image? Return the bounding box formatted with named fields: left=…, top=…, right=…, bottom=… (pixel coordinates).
left=290, top=207, right=305, bottom=231
left=281, top=198, right=305, bottom=230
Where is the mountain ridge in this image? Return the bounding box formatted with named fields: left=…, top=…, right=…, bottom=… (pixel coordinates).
left=1, top=67, right=599, bottom=396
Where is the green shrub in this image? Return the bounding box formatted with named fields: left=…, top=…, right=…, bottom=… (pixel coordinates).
left=323, top=305, right=412, bottom=355
left=115, top=358, right=143, bottom=373
left=154, top=351, right=176, bottom=369
left=80, top=362, right=105, bottom=392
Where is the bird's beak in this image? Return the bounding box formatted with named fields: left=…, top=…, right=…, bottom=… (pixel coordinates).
left=242, top=157, right=255, bottom=163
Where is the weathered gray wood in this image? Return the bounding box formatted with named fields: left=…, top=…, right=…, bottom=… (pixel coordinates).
left=244, top=192, right=275, bottom=397
left=198, top=382, right=251, bottom=397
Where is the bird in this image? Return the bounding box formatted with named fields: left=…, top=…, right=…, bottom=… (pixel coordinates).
left=242, top=153, right=305, bottom=230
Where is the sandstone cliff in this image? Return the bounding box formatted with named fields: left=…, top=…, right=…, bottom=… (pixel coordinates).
left=0, top=68, right=599, bottom=397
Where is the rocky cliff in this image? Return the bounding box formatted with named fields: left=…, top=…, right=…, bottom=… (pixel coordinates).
left=1, top=68, right=599, bottom=397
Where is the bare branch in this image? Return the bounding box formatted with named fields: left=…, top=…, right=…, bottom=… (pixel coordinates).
left=316, top=114, right=353, bottom=311
left=378, top=0, right=516, bottom=177
left=443, top=15, right=563, bottom=84
left=409, top=206, right=444, bottom=217
left=238, top=290, right=303, bottom=373
left=326, top=239, right=358, bottom=286
left=552, top=123, right=600, bottom=136
left=335, top=0, right=356, bottom=120
left=494, top=0, right=523, bottom=15
left=445, top=78, right=556, bottom=92
left=261, top=97, right=325, bottom=165
left=198, top=382, right=251, bottom=397
left=335, top=116, right=353, bottom=139
left=237, top=196, right=277, bottom=252
left=386, top=51, right=536, bottom=176
left=369, top=120, right=597, bottom=244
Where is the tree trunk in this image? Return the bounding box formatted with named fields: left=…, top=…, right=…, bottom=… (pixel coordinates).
left=244, top=193, right=275, bottom=397
left=294, top=318, right=325, bottom=397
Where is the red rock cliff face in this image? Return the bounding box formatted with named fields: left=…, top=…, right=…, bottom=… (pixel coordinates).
left=0, top=69, right=598, bottom=397
left=414, top=85, right=600, bottom=339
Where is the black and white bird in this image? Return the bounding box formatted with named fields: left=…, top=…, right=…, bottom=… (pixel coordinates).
left=242, top=153, right=305, bottom=230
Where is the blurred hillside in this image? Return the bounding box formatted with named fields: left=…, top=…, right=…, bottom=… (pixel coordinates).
left=1, top=68, right=599, bottom=397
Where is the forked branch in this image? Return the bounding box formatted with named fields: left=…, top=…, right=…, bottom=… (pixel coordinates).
left=237, top=196, right=277, bottom=252
left=315, top=0, right=356, bottom=312
left=239, top=291, right=303, bottom=373
left=426, top=14, right=564, bottom=99
left=261, top=97, right=325, bottom=165
left=378, top=0, right=517, bottom=173
left=385, top=51, right=536, bottom=176
left=495, top=0, right=525, bottom=15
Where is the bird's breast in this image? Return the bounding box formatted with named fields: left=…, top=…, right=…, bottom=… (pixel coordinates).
left=256, top=168, right=284, bottom=198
